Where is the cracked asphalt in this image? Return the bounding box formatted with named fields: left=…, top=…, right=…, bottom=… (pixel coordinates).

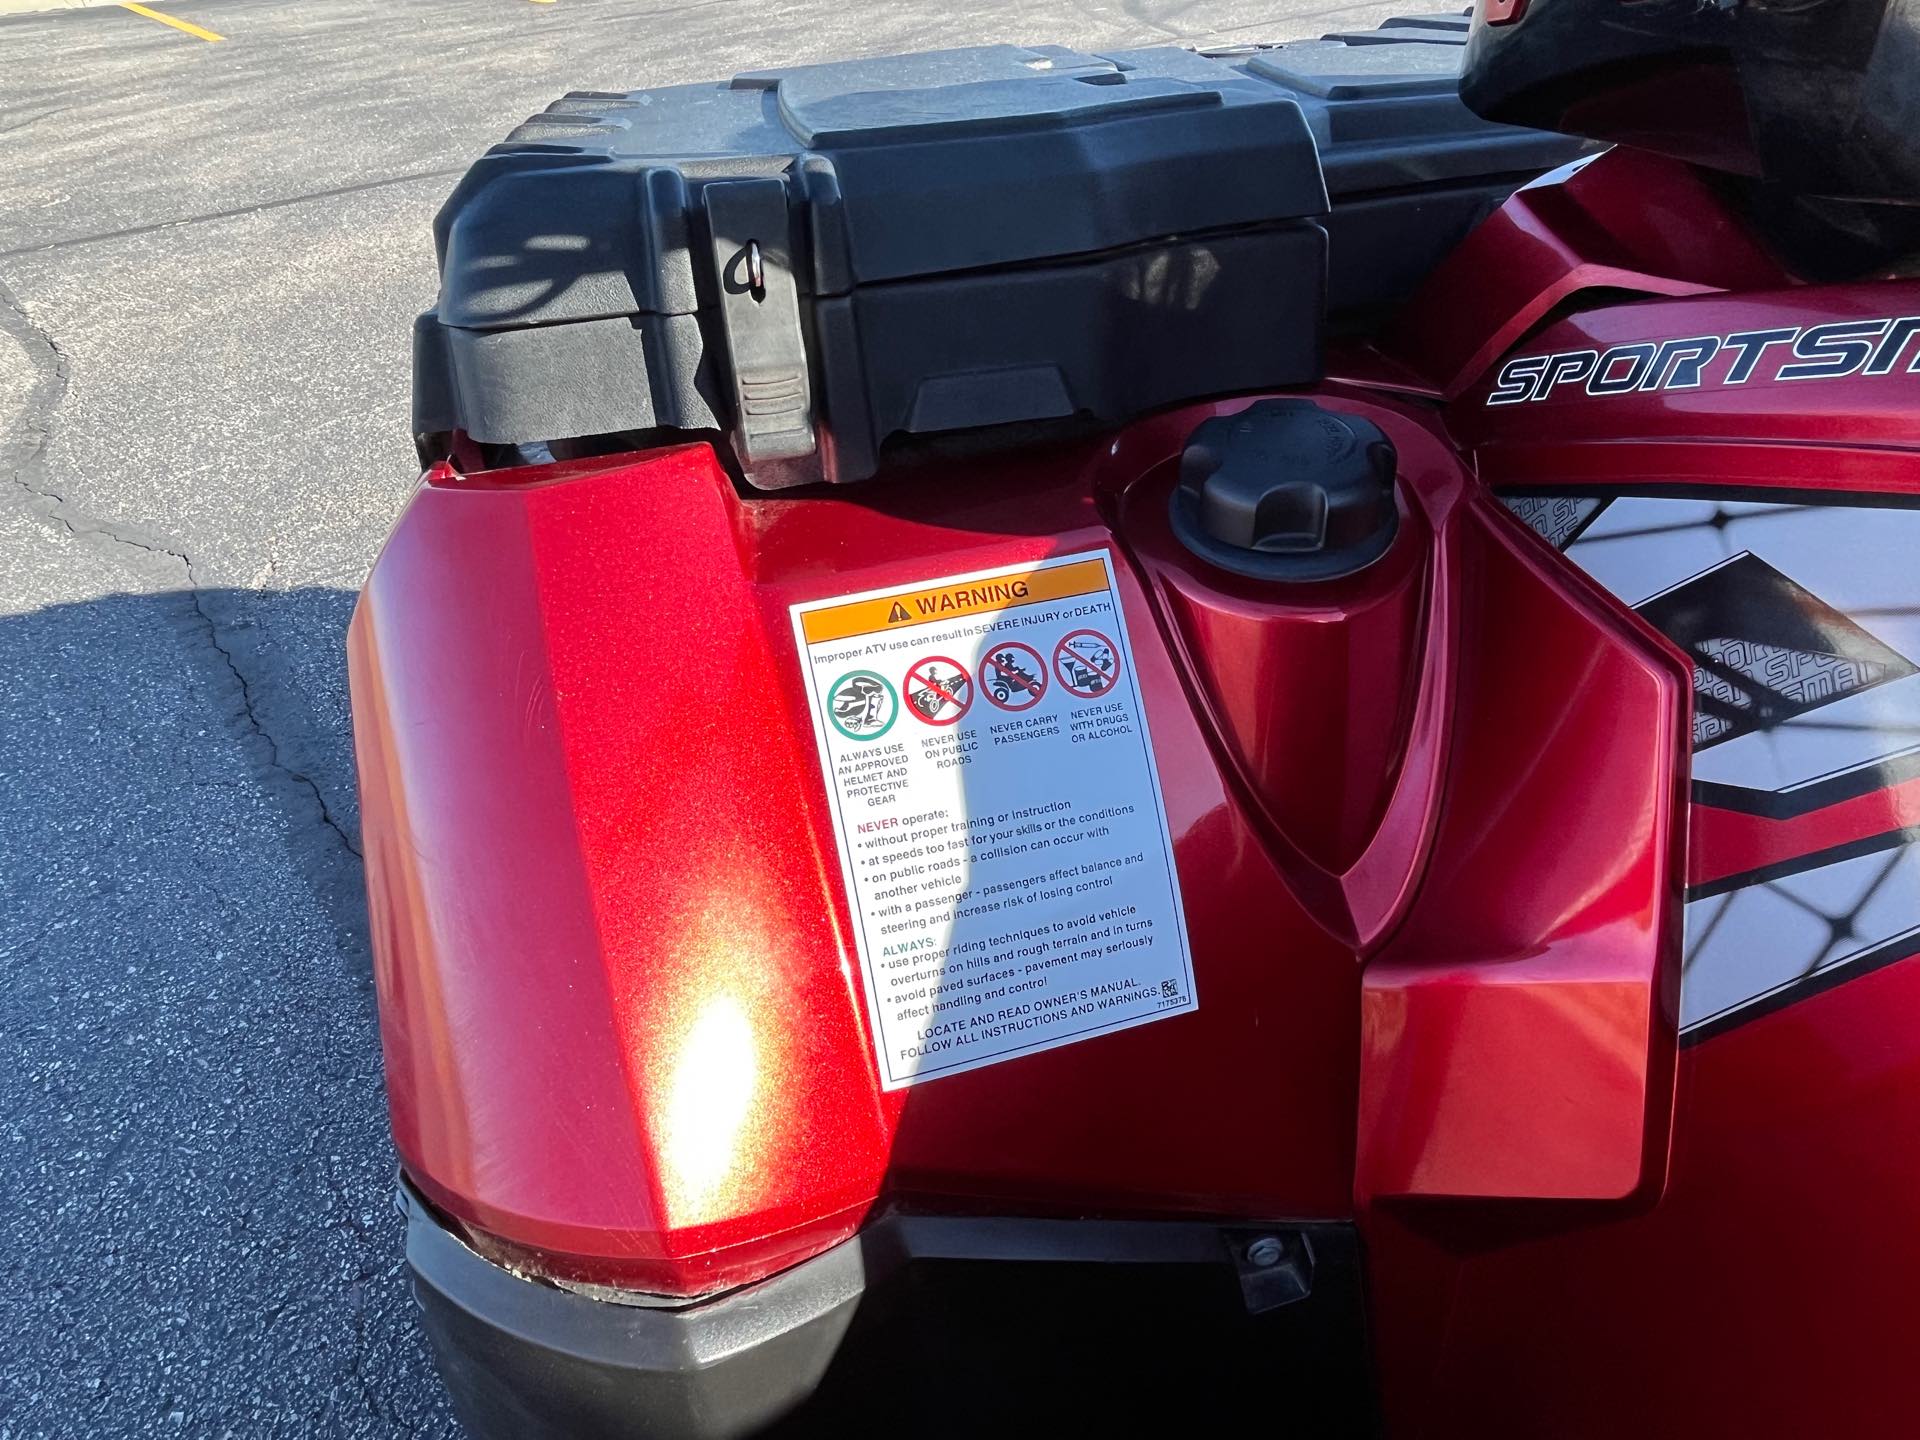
left=0, top=0, right=1403, bottom=1433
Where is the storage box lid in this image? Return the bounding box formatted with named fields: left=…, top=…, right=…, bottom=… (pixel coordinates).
left=416, top=17, right=1591, bottom=484
left=433, top=44, right=1329, bottom=331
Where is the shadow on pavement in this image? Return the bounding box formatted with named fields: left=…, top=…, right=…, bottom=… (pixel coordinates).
left=0, top=585, right=457, bottom=1437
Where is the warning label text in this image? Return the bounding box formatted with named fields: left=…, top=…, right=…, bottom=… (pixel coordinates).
left=791, top=552, right=1196, bottom=1088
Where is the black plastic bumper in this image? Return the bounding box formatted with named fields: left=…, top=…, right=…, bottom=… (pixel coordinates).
left=402, top=1180, right=1373, bottom=1438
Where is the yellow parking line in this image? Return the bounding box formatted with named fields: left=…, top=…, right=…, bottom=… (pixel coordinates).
left=119, top=2, right=225, bottom=41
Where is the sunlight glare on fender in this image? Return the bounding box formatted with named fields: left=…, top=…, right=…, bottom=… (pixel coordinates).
left=659, top=993, right=759, bottom=1222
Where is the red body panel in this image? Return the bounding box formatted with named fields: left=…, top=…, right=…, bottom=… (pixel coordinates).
left=1367, top=964, right=1920, bottom=1436
left=356, top=430, right=1381, bottom=1292
left=1451, top=284, right=1920, bottom=454
left=1357, top=149, right=1920, bottom=1437
left=1359, top=502, right=1686, bottom=1203
left=1379, top=148, right=1787, bottom=399
left=351, top=380, right=1687, bottom=1296
left=354, top=137, right=1920, bottom=1433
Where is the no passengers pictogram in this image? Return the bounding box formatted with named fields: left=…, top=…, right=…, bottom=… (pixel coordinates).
left=981, top=642, right=1048, bottom=711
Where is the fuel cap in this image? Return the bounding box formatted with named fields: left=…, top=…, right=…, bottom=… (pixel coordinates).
left=1172, top=399, right=1399, bottom=581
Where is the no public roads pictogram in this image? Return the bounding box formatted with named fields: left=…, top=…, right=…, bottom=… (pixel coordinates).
left=904, top=656, right=973, bottom=725
left=1052, top=628, right=1121, bottom=699
left=981, top=642, right=1048, bottom=711
left=827, top=670, right=898, bottom=740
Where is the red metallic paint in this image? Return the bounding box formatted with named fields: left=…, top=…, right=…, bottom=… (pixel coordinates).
left=1379, top=147, right=1789, bottom=398
left=1112, top=394, right=1455, bottom=946
left=1358, top=131, right=1920, bottom=1439
left=1366, top=959, right=1920, bottom=1438
left=351, top=445, right=889, bottom=1292
left=1451, top=283, right=1920, bottom=454
left=1359, top=499, right=1687, bottom=1203
left=352, top=375, right=1688, bottom=1299
left=1693, top=786, right=1920, bottom=892
left=1111, top=391, right=1688, bottom=1209
left=1474, top=435, right=1920, bottom=496
left=352, top=113, right=1920, bottom=1435
left=355, top=425, right=1378, bottom=1294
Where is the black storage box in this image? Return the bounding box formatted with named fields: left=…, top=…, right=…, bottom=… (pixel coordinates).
left=415, top=12, right=1587, bottom=486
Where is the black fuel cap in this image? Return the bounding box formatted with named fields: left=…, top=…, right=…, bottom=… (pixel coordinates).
left=1172, top=399, right=1399, bottom=581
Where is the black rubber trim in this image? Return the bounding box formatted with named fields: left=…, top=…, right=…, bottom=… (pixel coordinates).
left=402, top=1181, right=1374, bottom=1438
left=403, top=1182, right=864, bottom=1439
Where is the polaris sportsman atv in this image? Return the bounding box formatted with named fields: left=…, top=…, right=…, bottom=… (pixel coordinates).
left=350, top=3, right=1920, bottom=1434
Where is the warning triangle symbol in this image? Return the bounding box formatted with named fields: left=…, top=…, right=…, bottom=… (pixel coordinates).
left=886, top=601, right=911, bottom=624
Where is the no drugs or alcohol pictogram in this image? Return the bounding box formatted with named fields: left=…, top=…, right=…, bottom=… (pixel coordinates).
left=981, top=642, right=1049, bottom=711
left=904, top=655, right=973, bottom=725
left=1053, top=628, right=1121, bottom=699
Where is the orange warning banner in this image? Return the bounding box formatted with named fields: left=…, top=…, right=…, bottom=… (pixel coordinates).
left=799, top=557, right=1109, bottom=645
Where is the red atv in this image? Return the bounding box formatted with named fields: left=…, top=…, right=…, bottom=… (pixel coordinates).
left=351, top=4, right=1920, bottom=1435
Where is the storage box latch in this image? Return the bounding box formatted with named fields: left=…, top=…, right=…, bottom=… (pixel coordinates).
left=703, top=178, right=817, bottom=482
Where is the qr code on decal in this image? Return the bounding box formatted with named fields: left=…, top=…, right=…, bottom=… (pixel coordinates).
left=1160, top=979, right=1179, bottom=999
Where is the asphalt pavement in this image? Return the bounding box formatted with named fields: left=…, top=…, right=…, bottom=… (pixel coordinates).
left=0, top=0, right=1405, bottom=1433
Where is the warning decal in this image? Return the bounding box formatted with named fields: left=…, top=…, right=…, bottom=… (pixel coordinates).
left=792, top=552, right=1196, bottom=1090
